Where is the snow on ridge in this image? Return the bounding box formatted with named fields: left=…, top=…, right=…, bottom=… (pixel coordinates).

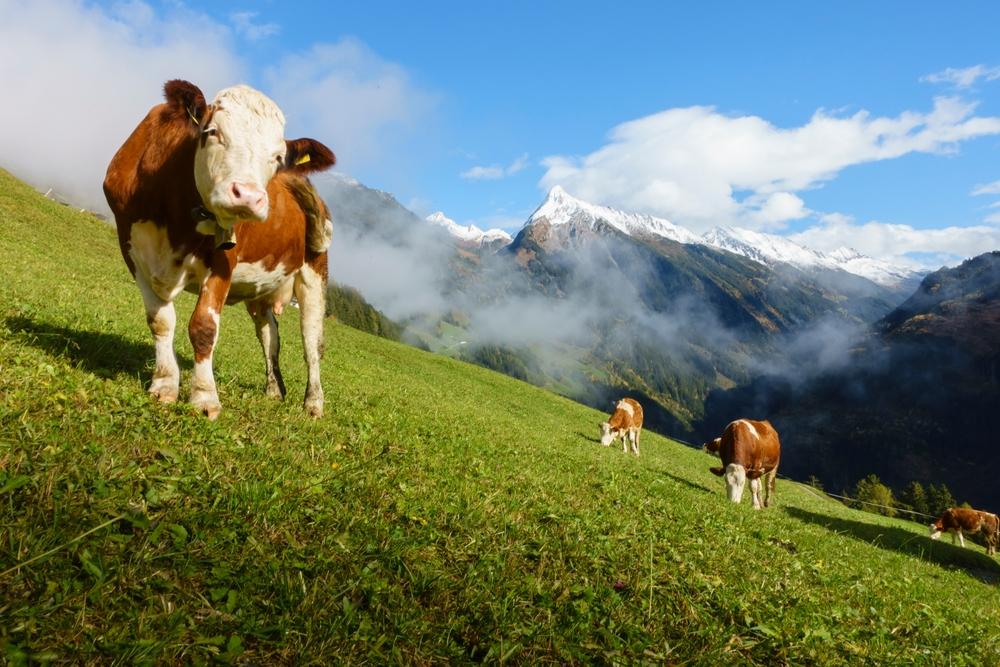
left=529, top=186, right=702, bottom=245
left=528, top=186, right=920, bottom=288
left=426, top=211, right=512, bottom=246
left=701, top=227, right=921, bottom=287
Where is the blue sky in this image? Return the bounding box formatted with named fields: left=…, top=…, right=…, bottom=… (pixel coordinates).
left=3, top=1, right=1000, bottom=265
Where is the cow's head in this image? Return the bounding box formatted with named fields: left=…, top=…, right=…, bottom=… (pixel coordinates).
left=711, top=463, right=746, bottom=503
left=929, top=518, right=945, bottom=539
left=703, top=437, right=722, bottom=456
left=164, top=80, right=335, bottom=230
left=599, top=422, right=615, bottom=446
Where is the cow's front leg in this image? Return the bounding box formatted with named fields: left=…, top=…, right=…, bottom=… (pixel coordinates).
left=136, top=272, right=180, bottom=403
left=958, top=530, right=966, bottom=548
left=750, top=478, right=763, bottom=509
left=189, top=274, right=231, bottom=420
left=294, top=263, right=326, bottom=418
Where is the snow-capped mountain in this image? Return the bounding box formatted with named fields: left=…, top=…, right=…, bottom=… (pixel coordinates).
left=426, top=212, right=512, bottom=247
left=526, top=186, right=921, bottom=289
left=700, top=227, right=922, bottom=289
left=528, top=185, right=703, bottom=245
left=826, top=247, right=922, bottom=290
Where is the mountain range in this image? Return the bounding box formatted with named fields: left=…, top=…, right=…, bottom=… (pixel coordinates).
left=319, top=176, right=933, bottom=438
left=433, top=185, right=922, bottom=290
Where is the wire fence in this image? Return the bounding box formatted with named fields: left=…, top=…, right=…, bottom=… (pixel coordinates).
left=672, top=434, right=941, bottom=521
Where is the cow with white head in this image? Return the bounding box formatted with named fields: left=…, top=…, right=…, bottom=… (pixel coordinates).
left=705, top=419, right=781, bottom=509
left=104, top=80, right=336, bottom=419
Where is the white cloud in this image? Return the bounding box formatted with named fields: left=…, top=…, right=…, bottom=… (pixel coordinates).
left=0, top=0, right=243, bottom=212
left=461, top=165, right=504, bottom=180
left=461, top=152, right=530, bottom=180
left=789, top=213, right=1000, bottom=269
left=749, top=192, right=810, bottom=226
left=231, top=10, right=279, bottom=41
left=507, top=153, right=530, bottom=175
left=922, top=65, right=1000, bottom=89
left=971, top=180, right=1000, bottom=196
left=540, top=98, right=1000, bottom=233
left=263, top=38, right=438, bottom=173
left=0, top=3, right=435, bottom=215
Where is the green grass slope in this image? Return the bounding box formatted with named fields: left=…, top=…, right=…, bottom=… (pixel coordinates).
left=1, top=167, right=999, bottom=665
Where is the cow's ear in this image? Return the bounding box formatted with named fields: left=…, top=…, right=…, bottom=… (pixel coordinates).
left=164, top=80, right=207, bottom=125
left=709, top=466, right=724, bottom=477
left=285, top=138, right=336, bottom=174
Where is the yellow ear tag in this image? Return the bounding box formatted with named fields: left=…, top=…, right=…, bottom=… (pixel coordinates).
left=295, top=153, right=312, bottom=166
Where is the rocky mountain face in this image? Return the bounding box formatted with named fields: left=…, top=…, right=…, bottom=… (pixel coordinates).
left=320, top=177, right=924, bottom=436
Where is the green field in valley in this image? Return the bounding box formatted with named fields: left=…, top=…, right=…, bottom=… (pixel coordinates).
left=1, top=168, right=999, bottom=664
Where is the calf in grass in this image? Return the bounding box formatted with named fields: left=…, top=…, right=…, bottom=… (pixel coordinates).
left=930, top=507, right=1000, bottom=555
left=599, top=398, right=643, bottom=456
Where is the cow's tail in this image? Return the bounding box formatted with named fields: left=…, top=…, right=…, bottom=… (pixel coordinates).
left=289, top=177, right=334, bottom=253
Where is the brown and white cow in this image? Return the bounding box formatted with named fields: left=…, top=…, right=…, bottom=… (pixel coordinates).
left=599, top=398, right=643, bottom=456
left=704, top=419, right=781, bottom=508
left=104, top=80, right=335, bottom=419
left=929, top=507, right=1000, bottom=555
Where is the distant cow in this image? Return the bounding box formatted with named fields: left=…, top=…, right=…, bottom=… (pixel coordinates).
left=930, top=508, right=1000, bottom=555
left=104, top=80, right=335, bottom=419
left=599, top=398, right=643, bottom=456
left=704, top=419, right=781, bottom=508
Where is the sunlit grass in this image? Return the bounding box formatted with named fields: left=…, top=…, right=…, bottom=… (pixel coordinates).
left=1, top=167, right=998, bottom=664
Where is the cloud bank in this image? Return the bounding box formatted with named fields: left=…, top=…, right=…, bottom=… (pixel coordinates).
left=540, top=97, right=1000, bottom=235
left=0, top=1, right=434, bottom=214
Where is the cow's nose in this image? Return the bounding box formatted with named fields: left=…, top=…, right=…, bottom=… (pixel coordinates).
left=229, top=182, right=268, bottom=219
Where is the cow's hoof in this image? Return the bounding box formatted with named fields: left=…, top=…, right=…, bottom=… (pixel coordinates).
left=304, top=399, right=323, bottom=419
left=191, top=395, right=222, bottom=420
left=265, top=382, right=286, bottom=400
left=199, top=403, right=222, bottom=420
left=149, top=383, right=179, bottom=404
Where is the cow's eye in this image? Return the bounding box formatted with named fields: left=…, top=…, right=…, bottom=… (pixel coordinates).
left=275, top=153, right=285, bottom=164
left=202, top=127, right=218, bottom=138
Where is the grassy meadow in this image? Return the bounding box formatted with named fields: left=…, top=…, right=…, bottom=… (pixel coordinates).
left=1, top=167, right=999, bottom=664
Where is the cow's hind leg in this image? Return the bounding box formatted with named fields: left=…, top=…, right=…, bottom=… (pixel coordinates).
left=246, top=301, right=286, bottom=400
left=764, top=468, right=777, bottom=507
left=294, top=263, right=326, bottom=418
left=136, top=272, right=180, bottom=403
left=631, top=429, right=640, bottom=456
left=958, top=530, right=966, bottom=548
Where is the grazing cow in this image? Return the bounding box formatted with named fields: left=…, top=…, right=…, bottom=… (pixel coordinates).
left=929, top=508, right=1000, bottom=555
left=599, top=398, right=643, bottom=456
left=104, top=80, right=335, bottom=419
left=705, top=419, right=781, bottom=508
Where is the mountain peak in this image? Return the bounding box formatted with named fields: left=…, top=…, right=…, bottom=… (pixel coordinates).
left=527, top=186, right=702, bottom=245
left=426, top=212, right=512, bottom=246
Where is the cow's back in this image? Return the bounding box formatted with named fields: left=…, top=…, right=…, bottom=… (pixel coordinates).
left=621, top=398, right=643, bottom=429
left=720, top=419, right=780, bottom=473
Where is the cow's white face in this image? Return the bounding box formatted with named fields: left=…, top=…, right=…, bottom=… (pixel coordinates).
left=193, top=85, right=287, bottom=229
left=724, top=463, right=747, bottom=503
left=599, top=422, right=615, bottom=446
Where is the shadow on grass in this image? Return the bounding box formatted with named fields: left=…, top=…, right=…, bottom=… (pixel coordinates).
left=784, top=505, right=1000, bottom=584
left=659, top=470, right=716, bottom=495
left=575, top=430, right=601, bottom=445
left=5, top=315, right=190, bottom=380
